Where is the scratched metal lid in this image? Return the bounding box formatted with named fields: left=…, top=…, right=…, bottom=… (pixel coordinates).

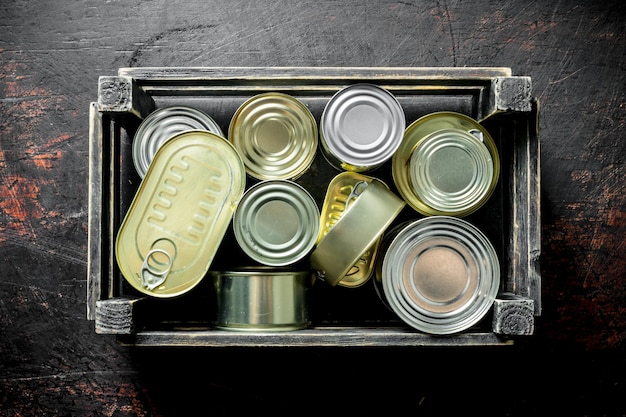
left=311, top=178, right=405, bottom=287
left=320, top=83, right=405, bottom=172
left=379, top=216, right=500, bottom=335
left=392, top=112, right=500, bottom=217
left=233, top=180, right=320, bottom=266
left=116, top=130, right=245, bottom=298
left=132, top=106, right=224, bottom=178
left=317, top=171, right=388, bottom=288
left=228, top=92, right=318, bottom=180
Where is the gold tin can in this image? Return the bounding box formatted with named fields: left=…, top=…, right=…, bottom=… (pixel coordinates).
left=132, top=106, right=224, bottom=178
left=310, top=179, right=405, bottom=287
left=375, top=216, right=500, bottom=335
left=320, top=83, right=405, bottom=172
left=228, top=92, right=318, bottom=180
left=233, top=180, right=320, bottom=266
left=317, top=171, right=388, bottom=288
left=392, top=112, right=500, bottom=217
left=116, top=130, right=246, bottom=298
left=209, top=267, right=312, bottom=331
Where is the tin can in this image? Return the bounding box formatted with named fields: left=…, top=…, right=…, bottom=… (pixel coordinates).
left=132, top=106, right=224, bottom=178
left=376, top=216, right=500, bottom=335
left=310, top=178, right=405, bottom=287
left=209, top=267, right=312, bottom=331
left=392, top=111, right=500, bottom=217
left=320, top=83, right=405, bottom=172
left=116, top=130, right=246, bottom=298
left=317, top=171, right=388, bottom=288
left=228, top=92, right=318, bottom=180
left=233, top=180, right=320, bottom=266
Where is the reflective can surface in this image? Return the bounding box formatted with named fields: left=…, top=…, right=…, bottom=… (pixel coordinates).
left=132, top=106, right=224, bottom=178
left=116, top=130, right=246, bottom=298
left=376, top=216, right=500, bottom=335
left=233, top=180, right=320, bottom=266
left=317, top=172, right=387, bottom=288
left=311, top=178, right=405, bottom=287
left=320, top=83, right=405, bottom=172
left=392, top=111, right=500, bottom=217
left=210, top=267, right=312, bottom=331
left=228, top=92, right=318, bottom=180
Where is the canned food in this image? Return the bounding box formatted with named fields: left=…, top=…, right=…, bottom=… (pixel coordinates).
left=233, top=180, right=320, bottom=266
left=210, top=267, right=312, bottom=331
left=317, top=171, right=387, bottom=288
left=116, top=130, right=246, bottom=298
left=320, top=83, right=405, bottom=172
left=376, top=216, right=500, bottom=335
left=228, top=92, right=318, bottom=180
left=392, top=111, right=500, bottom=217
left=310, top=178, right=405, bottom=287
left=132, top=106, right=224, bottom=178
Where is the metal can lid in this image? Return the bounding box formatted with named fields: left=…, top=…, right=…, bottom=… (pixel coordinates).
left=380, top=216, right=500, bottom=335
left=132, top=106, right=224, bottom=178
left=393, top=112, right=500, bottom=217
left=228, top=93, right=318, bottom=180
left=310, top=178, right=405, bottom=286
left=320, top=83, right=405, bottom=171
left=233, top=180, right=320, bottom=266
left=116, top=130, right=246, bottom=298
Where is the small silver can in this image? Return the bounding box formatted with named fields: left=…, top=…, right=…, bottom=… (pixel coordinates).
left=320, top=83, right=405, bottom=172
left=132, top=106, right=224, bottom=178
left=233, top=180, right=320, bottom=266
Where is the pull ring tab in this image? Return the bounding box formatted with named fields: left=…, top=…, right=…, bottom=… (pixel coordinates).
left=141, top=249, right=173, bottom=290
left=468, top=129, right=484, bottom=142
left=346, top=180, right=369, bottom=208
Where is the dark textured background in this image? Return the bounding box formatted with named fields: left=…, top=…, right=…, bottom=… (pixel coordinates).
left=1, top=1, right=625, bottom=415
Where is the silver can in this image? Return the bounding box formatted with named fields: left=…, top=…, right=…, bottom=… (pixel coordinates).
left=233, top=180, right=320, bottom=266
left=320, top=83, right=405, bottom=172
left=132, top=106, right=224, bottom=178
left=377, top=216, right=500, bottom=335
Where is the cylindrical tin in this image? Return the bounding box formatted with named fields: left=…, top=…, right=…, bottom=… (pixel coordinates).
left=317, top=171, right=388, bottom=288
left=233, top=180, right=320, bottom=266
left=210, top=268, right=312, bottom=331
left=320, top=83, right=405, bottom=172
left=392, top=111, right=500, bottom=217
left=376, top=216, right=500, bottom=335
left=116, top=130, right=246, bottom=298
left=228, top=92, right=318, bottom=180
left=310, top=179, right=405, bottom=287
left=132, top=106, right=224, bottom=178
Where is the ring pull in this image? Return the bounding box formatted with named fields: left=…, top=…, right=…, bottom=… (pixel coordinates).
left=141, top=249, right=173, bottom=290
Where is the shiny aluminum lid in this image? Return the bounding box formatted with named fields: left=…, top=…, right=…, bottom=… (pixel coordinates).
left=380, top=216, right=500, bottom=335
left=116, top=130, right=246, bottom=298
left=228, top=93, right=318, bottom=180
left=392, top=112, right=500, bottom=217
left=233, top=180, right=320, bottom=266
left=132, top=106, right=225, bottom=178
left=320, top=83, right=405, bottom=171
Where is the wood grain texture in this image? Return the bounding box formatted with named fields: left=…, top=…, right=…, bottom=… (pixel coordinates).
left=1, top=0, right=625, bottom=415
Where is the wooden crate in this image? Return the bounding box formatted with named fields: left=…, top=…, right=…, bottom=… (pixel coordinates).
left=87, top=67, right=540, bottom=347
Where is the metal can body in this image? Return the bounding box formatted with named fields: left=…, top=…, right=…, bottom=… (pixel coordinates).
left=210, top=268, right=312, bottom=331
left=116, top=130, right=246, bottom=298
left=228, top=92, right=318, bottom=180
left=376, top=216, right=500, bottom=335
left=233, top=180, right=320, bottom=266
left=132, top=106, right=224, bottom=178
left=320, top=83, right=405, bottom=172
left=392, top=112, right=500, bottom=217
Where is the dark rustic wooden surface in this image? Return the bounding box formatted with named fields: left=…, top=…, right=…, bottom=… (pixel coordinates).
left=1, top=0, right=624, bottom=415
